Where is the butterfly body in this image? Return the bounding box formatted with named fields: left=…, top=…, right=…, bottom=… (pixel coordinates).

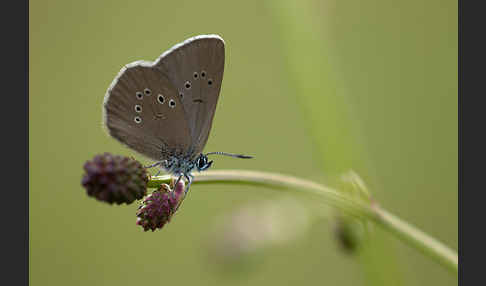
left=103, top=35, right=250, bottom=192
left=161, top=153, right=212, bottom=177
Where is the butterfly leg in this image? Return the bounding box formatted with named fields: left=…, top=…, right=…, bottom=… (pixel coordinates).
left=184, top=173, right=194, bottom=195
left=173, top=174, right=183, bottom=188
left=146, top=160, right=168, bottom=177
left=144, top=161, right=161, bottom=169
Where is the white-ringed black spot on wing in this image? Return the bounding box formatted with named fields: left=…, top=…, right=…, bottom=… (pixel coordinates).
left=134, top=105, right=142, bottom=113
left=207, top=79, right=213, bottom=86
left=136, top=91, right=143, bottom=100
left=134, top=116, right=142, bottom=124
left=185, top=81, right=191, bottom=89
left=179, top=92, right=184, bottom=99
left=157, top=94, right=165, bottom=104
left=169, top=99, right=176, bottom=108
left=144, top=88, right=152, bottom=96
left=193, top=72, right=198, bottom=79
left=201, top=70, right=206, bottom=78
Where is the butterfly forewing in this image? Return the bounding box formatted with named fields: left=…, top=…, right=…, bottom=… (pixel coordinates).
left=155, top=35, right=225, bottom=155
left=103, top=62, right=192, bottom=161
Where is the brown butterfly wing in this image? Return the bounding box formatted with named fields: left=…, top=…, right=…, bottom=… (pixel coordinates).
left=155, top=35, right=225, bottom=156
left=103, top=61, right=191, bottom=161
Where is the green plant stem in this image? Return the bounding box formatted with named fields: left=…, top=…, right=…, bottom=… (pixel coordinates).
left=148, top=169, right=458, bottom=274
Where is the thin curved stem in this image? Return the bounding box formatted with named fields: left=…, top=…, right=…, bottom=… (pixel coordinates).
left=148, top=169, right=458, bottom=274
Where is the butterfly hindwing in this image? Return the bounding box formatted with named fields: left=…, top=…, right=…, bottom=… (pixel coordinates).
left=155, top=35, right=225, bottom=155
left=103, top=62, right=192, bottom=161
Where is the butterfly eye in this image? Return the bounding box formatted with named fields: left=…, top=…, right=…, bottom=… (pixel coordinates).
left=197, top=155, right=207, bottom=169
left=134, top=116, right=142, bottom=124
left=185, top=81, right=191, bottom=89
left=144, top=88, right=151, bottom=96
left=201, top=71, right=206, bottom=78
left=193, top=72, right=198, bottom=79
left=207, top=79, right=213, bottom=86
left=136, top=92, right=143, bottom=100
left=169, top=99, right=176, bottom=108
left=198, top=158, right=205, bottom=169
left=157, top=94, right=165, bottom=104
left=134, top=105, right=142, bottom=113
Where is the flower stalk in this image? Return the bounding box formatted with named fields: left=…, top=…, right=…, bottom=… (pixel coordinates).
left=149, top=169, right=458, bottom=274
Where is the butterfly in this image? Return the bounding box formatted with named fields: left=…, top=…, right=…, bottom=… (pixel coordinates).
left=103, top=35, right=252, bottom=193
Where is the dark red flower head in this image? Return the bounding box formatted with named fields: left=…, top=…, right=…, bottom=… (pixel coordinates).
left=136, top=181, right=186, bottom=232
left=81, top=153, right=149, bottom=205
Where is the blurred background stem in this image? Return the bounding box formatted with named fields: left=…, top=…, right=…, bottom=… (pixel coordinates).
left=265, top=0, right=405, bottom=284
left=149, top=170, right=458, bottom=275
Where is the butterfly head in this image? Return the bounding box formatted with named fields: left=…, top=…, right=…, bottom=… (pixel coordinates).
left=195, top=153, right=213, bottom=172
left=194, top=151, right=253, bottom=172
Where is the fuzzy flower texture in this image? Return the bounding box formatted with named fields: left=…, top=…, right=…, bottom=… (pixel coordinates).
left=81, top=153, right=186, bottom=232
left=81, top=153, right=149, bottom=205
left=136, top=182, right=186, bottom=231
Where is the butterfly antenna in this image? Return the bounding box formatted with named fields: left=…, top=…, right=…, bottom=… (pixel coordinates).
left=205, top=152, right=253, bottom=159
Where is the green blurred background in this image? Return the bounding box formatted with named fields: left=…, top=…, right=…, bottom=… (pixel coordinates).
left=30, top=0, right=457, bottom=285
